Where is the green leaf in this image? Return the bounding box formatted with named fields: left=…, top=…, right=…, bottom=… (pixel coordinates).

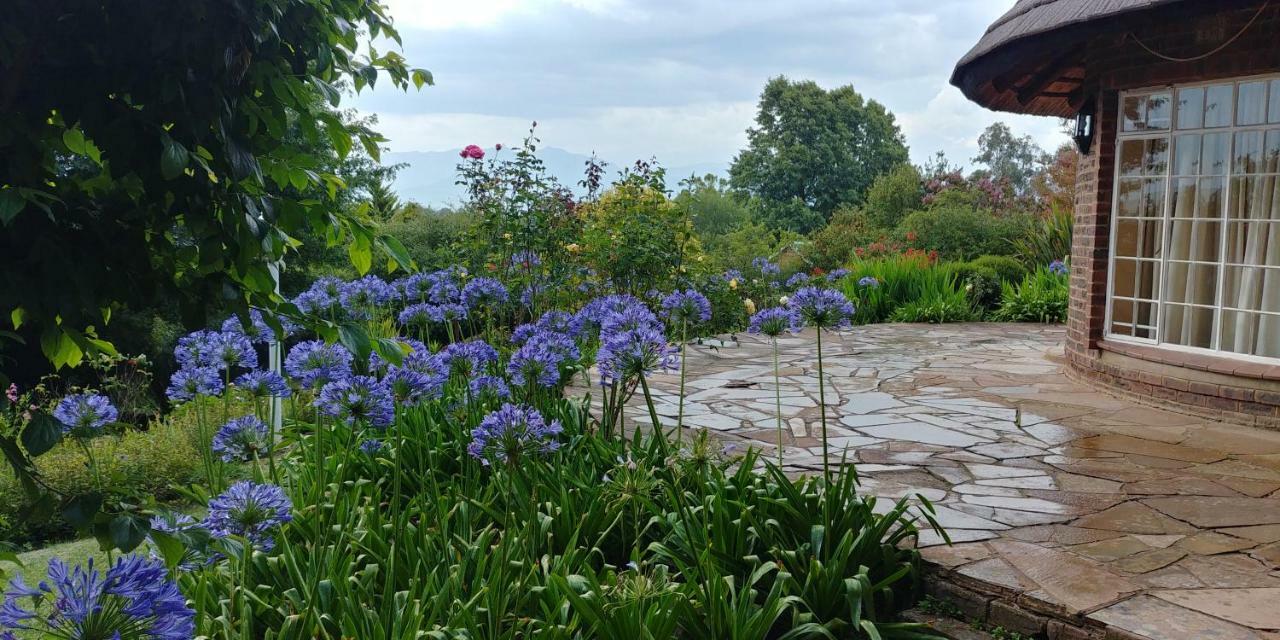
left=148, top=529, right=187, bottom=571
left=337, top=324, right=372, bottom=364
left=0, top=190, right=24, bottom=225
left=411, top=69, right=434, bottom=89
left=377, top=234, right=413, bottom=272
left=40, top=327, right=84, bottom=370
left=9, top=307, right=23, bottom=330
left=371, top=337, right=407, bottom=367
left=20, top=412, right=63, bottom=457
left=62, top=128, right=86, bottom=154
left=160, top=135, right=190, bottom=180
left=109, top=514, right=149, bottom=553
left=348, top=233, right=372, bottom=275
left=62, top=493, right=103, bottom=530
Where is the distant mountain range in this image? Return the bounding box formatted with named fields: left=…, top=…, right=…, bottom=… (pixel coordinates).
left=384, top=147, right=728, bottom=207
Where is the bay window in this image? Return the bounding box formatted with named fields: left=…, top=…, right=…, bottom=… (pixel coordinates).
left=1108, top=76, right=1280, bottom=360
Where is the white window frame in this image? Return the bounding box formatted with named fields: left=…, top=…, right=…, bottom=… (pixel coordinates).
left=1105, top=73, right=1280, bottom=364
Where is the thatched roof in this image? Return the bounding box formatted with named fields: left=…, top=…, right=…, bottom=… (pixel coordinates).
left=951, top=0, right=1255, bottom=117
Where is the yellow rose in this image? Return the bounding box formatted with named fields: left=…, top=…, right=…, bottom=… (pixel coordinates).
left=502, top=233, right=512, bottom=240
left=729, top=278, right=738, bottom=290
left=744, top=298, right=756, bottom=315
left=565, top=243, right=581, bottom=253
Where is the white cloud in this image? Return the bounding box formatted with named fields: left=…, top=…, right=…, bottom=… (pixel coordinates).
left=898, top=87, right=1070, bottom=166
left=381, top=0, right=626, bottom=31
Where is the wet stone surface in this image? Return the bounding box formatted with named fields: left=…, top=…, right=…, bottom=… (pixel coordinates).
left=619, top=323, right=1280, bottom=639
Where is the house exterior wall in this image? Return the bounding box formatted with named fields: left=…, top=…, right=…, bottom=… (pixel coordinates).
left=1065, top=3, right=1280, bottom=429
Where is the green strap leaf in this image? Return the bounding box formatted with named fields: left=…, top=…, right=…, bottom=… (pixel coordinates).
left=160, top=135, right=190, bottom=180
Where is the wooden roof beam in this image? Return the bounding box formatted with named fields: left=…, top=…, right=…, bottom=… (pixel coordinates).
left=1015, top=49, right=1081, bottom=106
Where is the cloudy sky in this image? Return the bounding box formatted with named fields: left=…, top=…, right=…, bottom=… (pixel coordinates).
left=353, top=0, right=1069, bottom=170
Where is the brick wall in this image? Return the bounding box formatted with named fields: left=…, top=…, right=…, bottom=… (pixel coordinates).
left=1063, top=2, right=1280, bottom=429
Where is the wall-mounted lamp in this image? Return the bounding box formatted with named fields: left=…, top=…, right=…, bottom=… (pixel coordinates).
left=1073, top=101, right=1096, bottom=154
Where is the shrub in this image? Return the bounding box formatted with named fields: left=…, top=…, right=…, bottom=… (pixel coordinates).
left=969, top=254, right=1028, bottom=284
left=380, top=205, right=478, bottom=273
left=1011, top=201, right=1073, bottom=270
left=581, top=182, right=701, bottom=296
left=807, top=206, right=878, bottom=269
left=992, top=268, right=1070, bottom=323
left=941, top=262, right=1002, bottom=312
left=0, top=417, right=202, bottom=545
left=840, top=253, right=954, bottom=324
left=897, top=202, right=1028, bottom=261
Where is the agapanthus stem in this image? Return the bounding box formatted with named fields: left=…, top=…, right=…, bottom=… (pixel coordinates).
left=675, top=320, right=687, bottom=446
left=773, top=339, right=783, bottom=467
left=817, top=328, right=829, bottom=483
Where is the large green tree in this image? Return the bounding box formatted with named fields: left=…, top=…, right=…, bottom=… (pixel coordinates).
left=971, top=122, right=1050, bottom=195
left=729, top=77, right=908, bottom=233
left=0, top=0, right=430, bottom=376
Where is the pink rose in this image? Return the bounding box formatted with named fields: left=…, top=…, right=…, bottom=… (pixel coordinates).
left=460, top=144, right=485, bottom=160
left=495, top=143, right=503, bottom=151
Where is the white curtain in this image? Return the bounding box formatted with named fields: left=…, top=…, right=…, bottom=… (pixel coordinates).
left=1229, top=167, right=1280, bottom=357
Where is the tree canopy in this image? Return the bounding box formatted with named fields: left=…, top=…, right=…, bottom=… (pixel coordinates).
left=971, top=122, right=1050, bottom=195
left=0, top=0, right=430, bottom=376
left=729, top=77, right=908, bottom=233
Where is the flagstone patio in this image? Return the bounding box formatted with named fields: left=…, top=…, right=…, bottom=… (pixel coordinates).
left=630, top=323, right=1280, bottom=640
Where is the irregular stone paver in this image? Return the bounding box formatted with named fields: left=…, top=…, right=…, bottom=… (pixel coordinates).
left=611, top=323, right=1280, bottom=637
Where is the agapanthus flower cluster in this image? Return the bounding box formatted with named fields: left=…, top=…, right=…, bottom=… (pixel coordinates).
left=511, top=310, right=576, bottom=344
left=467, top=403, right=563, bottom=466
left=439, top=340, right=499, bottom=378
left=785, top=272, right=811, bottom=288
left=469, top=375, right=511, bottom=401
left=221, top=308, right=296, bottom=345
left=1049, top=259, right=1068, bottom=275
left=166, top=366, right=223, bottom=403
left=359, top=439, right=386, bottom=455
left=825, top=268, right=851, bottom=282
left=398, top=269, right=463, bottom=305
left=722, top=269, right=744, bottom=283
left=507, top=332, right=579, bottom=388
left=789, top=286, right=856, bottom=330
left=204, top=481, right=292, bottom=551
left=752, top=257, right=781, bottom=276
left=660, top=289, right=712, bottom=325
left=52, top=393, right=118, bottom=433
left=461, top=277, right=509, bottom=310
left=209, top=330, right=258, bottom=371
left=0, top=555, right=195, bottom=640
left=384, top=364, right=445, bottom=405
left=294, top=276, right=345, bottom=317
left=173, top=329, right=220, bottom=369
left=572, top=294, right=649, bottom=337
left=367, top=338, right=427, bottom=375
left=235, top=370, right=291, bottom=398
left=596, top=325, right=678, bottom=385
left=315, top=375, right=395, bottom=428
left=285, top=340, right=353, bottom=389
left=339, top=275, right=398, bottom=318
left=211, top=415, right=271, bottom=462
left=748, top=307, right=803, bottom=337
left=857, top=276, right=880, bottom=288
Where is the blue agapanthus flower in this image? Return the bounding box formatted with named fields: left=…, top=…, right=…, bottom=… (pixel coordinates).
left=367, top=338, right=428, bottom=375
left=507, top=332, right=578, bottom=388
left=315, top=375, right=395, bottom=428
left=212, top=415, right=271, bottom=462
left=384, top=365, right=445, bottom=405
left=209, top=330, right=258, bottom=371
left=785, top=272, right=811, bottom=288
left=857, top=276, right=880, bottom=288
left=1049, top=259, right=1068, bottom=275
left=173, top=329, right=220, bottom=369
left=789, top=286, right=856, bottom=330
left=660, top=289, right=712, bottom=325
left=284, top=340, right=353, bottom=389
left=571, top=294, right=651, bottom=337
left=52, top=393, right=118, bottom=433
left=235, top=370, right=291, bottom=398
left=166, top=365, right=224, bottom=403
left=511, top=310, right=576, bottom=345
left=398, top=302, right=436, bottom=328
left=294, top=276, right=344, bottom=317
left=748, top=307, right=803, bottom=337
left=398, top=269, right=463, bottom=304
left=722, top=269, right=744, bottom=283
left=752, top=257, right=781, bottom=276
left=461, top=277, right=509, bottom=310
left=467, top=403, right=563, bottom=467
left=439, top=340, right=499, bottom=378
left=600, top=304, right=662, bottom=337
left=359, top=439, right=386, bottom=455
left=0, top=554, right=195, bottom=640
left=340, top=276, right=397, bottom=318
left=468, top=375, right=511, bottom=401
left=826, top=268, right=851, bottom=282
left=221, top=308, right=296, bottom=345
left=596, top=325, right=677, bottom=385
left=204, top=481, right=292, bottom=551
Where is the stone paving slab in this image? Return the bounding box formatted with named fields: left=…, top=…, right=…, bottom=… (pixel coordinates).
left=621, top=323, right=1280, bottom=639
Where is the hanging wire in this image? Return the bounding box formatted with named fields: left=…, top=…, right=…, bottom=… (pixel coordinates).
left=1128, top=1, right=1270, bottom=63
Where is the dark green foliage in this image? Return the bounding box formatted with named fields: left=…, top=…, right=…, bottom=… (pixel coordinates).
left=864, top=164, right=924, bottom=230
left=992, top=268, right=1069, bottom=323
left=676, top=174, right=754, bottom=239
left=731, top=77, right=909, bottom=230
left=897, top=205, right=1027, bottom=262
left=807, top=207, right=879, bottom=269
left=941, top=263, right=1002, bottom=312
left=971, top=123, right=1051, bottom=195
left=379, top=205, right=477, bottom=274
left=0, top=0, right=428, bottom=374
left=888, top=291, right=976, bottom=324
left=1011, top=202, right=1074, bottom=269
left=969, top=255, right=1029, bottom=284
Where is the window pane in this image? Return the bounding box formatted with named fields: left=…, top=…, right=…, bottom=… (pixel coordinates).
left=1220, top=311, right=1280, bottom=357
left=1228, top=178, right=1280, bottom=220
left=1170, top=177, right=1223, bottom=219
left=1111, top=298, right=1134, bottom=330
left=1267, top=129, right=1280, bottom=172
left=1117, top=178, right=1167, bottom=218
left=1162, top=304, right=1215, bottom=349
left=1122, top=95, right=1145, bottom=132
left=1144, top=138, right=1169, bottom=174
left=1237, top=81, right=1268, bottom=126
left=1119, top=139, right=1145, bottom=177
left=1122, top=93, right=1171, bottom=131
left=1111, top=259, right=1160, bottom=299
left=1223, top=266, right=1280, bottom=311
left=1178, top=87, right=1205, bottom=129
left=1205, top=84, right=1233, bottom=128
left=1145, top=94, right=1172, bottom=130
left=1270, top=80, right=1280, bottom=123
left=1115, top=219, right=1164, bottom=259
left=1168, top=220, right=1221, bottom=262
left=1135, top=301, right=1158, bottom=339
left=1201, top=132, right=1230, bottom=175
left=1173, top=135, right=1200, bottom=175
left=1165, top=261, right=1219, bottom=305
left=1235, top=131, right=1264, bottom=174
